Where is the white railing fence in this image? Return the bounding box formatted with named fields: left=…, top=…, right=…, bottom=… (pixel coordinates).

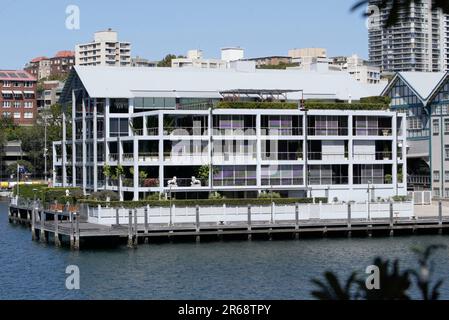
left=408, top=191, right=432, bottom=205
left=87, top=202, right=415, bottom=226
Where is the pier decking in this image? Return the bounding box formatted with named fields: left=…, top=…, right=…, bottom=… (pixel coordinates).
left=7, top=201, right=449, bottom=250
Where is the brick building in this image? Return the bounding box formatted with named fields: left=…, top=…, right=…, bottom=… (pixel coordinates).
left=0, top=70, right=37, bottom=125
left=25, top=51, right=75, bottom=80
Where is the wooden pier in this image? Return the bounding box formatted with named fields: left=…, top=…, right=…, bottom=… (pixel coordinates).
left=7, top=202, right=449, bottom=250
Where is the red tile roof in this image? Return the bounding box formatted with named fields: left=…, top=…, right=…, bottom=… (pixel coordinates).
left=55, top=50, right=75, bottom=58
left=30, top=56, right=49, bottom=63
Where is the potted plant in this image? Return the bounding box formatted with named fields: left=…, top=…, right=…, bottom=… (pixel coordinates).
left=383, top=146, right=391, bottom=160
left=382, top=128, right=390, bottom=136
left=385, top=174, right=393, bottom=184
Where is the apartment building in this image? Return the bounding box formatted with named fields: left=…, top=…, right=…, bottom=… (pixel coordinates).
left=25, top=51, right=75, bottom=80
left=172, top=48, right=244, bottom=69
left=53, top=66, right=406, bottom=202
left=37, top=80, right=64, bottom=110
left=0, top=70, right=37, bottom=125
left=75, top=29, right=131, bottom=67
left=330, top=55, right=382, bottom=84
left=288, top=48, right=327, bottom=60
left=369, top=0, right=448, bottom=72
left=131, top=56, right=157, bottom=68
left=382, top=71, right=449, bottom=197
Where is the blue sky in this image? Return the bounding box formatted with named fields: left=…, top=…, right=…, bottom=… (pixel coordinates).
left=0, top=0, right=368, bottom=69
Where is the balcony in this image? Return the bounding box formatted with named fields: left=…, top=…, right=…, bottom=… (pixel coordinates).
left=262, top=152, right=303, bottom=161
left=109, top=153, right=119, bottom=162
left=138, top=152, right=159, bottom=162
left=213, top=179, right=257, bottom=187
left=164, top=127, right=207, bottom=136
left=261, top=178, right=304, bottom=186
left=308, top=127, right=348, bottom=136
left=353, top=152, right=393, bottom=161
left=308, top=152, right=348, bottom=161
left=353, top=127, right=392, bottom=136
left=212, top=153, right=257, bottom=163
left=261, top=127, right=302, bottom=136
left=164, top=178, right=209, bottom=188
left=212, top=127, right=256, bottom=136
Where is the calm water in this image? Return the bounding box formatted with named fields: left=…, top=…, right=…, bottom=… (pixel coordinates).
left=1, top=201, right=449, bottom=300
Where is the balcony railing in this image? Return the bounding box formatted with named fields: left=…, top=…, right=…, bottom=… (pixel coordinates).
left=212, top=127, right=257, bottom=136
left=308, top=127, right=348, bottom=136
left=408, top=175, right=430, bottom=185
left=308, top=152, right=348, bottom=161
left=122, top=153, right=134, bottom=162
left=147, top=128, right=158, bottom=136
left=164, top=127, right=207, bottom=136
left=309, top=176, right=349, bottom=185
left=261, top=178, right=304, bottom=186
left=262, top=152, right=303, bottom=161
left=353, top=152, right=393, bottom=161
left=261, top=127, right=302, bottom=136
left=109, top=153, right=119, bottom=162
left=353, top=128, right=393, bottom=136
left=213, top=179, right=257, bottom=187
left=353, top=176, right=392, bottom=185
left=212, top=153, right=257, bottom=162
left=164, top=178, right=208, bottom=188
left=138, top=152, right=159, bottom=162
left=164, top=153, right=209, bottom=162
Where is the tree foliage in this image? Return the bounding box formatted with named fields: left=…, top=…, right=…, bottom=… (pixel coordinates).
left=352, top=0, right=449, bottom=27
left=311, top=245, right=446, bottom=300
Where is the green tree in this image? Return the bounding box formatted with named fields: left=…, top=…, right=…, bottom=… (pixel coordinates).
left=157, top=54, right=186, bottom=67
left=311, top=245, right=446, bottom=300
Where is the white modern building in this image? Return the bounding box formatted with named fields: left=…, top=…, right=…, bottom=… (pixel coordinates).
left=75, top=29, right=131, bottom=67
left=53, top=66, right=406, bottom=202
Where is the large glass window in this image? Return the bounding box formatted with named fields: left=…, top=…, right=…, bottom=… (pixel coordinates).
left=109, top=118, right=129, bottom=137
left=134, top=97, right=176, bottom=110
left=110, top=98, right=129, bottom=113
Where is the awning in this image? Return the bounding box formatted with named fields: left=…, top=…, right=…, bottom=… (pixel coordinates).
left=131, top=90, right=222, bottom=99
left=24, top=91, right=34, bottom=95
left=1, top=90, right=13, bottom=94
left=13, top=91, right=23, bottom=95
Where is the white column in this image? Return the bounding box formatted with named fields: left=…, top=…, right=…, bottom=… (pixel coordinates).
left=72, top=90, right=77, bottom=187
left=62, top=110, right=67, bottom=187
left=105, top=98, right=110, bottom=165
left=208, top=108, right=213, bottom=189
left=82, top=94, right=87, bottom=194
left=93, top=98, right=98, bottom=192
left=392, top=113, right=398, bottom=194
left=133, top=138, right=139, bottom=200
left=158, top=111, right=165, bottom=194
left=256, top=113, right=262, bottom=191
left=348, top=114, right=354, bottom=191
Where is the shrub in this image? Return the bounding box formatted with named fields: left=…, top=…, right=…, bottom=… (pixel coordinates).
left=143, top=178, right=159, bottom=188
left=215, top=101, right=389, bottom=111
left=258, top=191, right=281, bottom=199
left=146, top=193, right=163, bottom=201
left=89, top=190, right=120, bottom=202
left=209, top=192, right=225, bottom=200
left=79, top=197, right=328, bottom=209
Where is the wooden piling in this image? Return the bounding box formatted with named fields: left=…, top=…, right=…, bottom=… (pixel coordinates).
left=74, top=213, right=80, bottom=250
left=40, top=211, right=47, bottom=243
left=127, top=209, right=133, bottom=248
left=31, top=206, right=36, bottom=241
left=389, top=202, right=394, bottom=237
left=70, top=212, right=75, bottom=249
left=247, top=204, right=252, bottom=241
left=294, top=203, right=299, bottom=240
left=195, top=205, right=200, bottom=243
left=439, top=201, right=443, bottom=235
left=54, top=212, right=61, bottom=247
left=133, top=209, right=138, bottom=246
left=144, top=205, right=149, bottom=244
left=116, top=207, right=120, bottom=226
left=347, top=202, right=352, bottom=238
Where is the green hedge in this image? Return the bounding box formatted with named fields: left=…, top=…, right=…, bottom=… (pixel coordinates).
left=15, top=185, right=84, bottom=204
left=80, top=197, right=328, bottom=209
left=215, top=101, right=388, bottom=111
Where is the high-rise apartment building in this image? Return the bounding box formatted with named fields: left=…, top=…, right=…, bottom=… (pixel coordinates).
left=369, top=0, right=448, bottom=72
left=75, top=29, right=131, bottom=67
